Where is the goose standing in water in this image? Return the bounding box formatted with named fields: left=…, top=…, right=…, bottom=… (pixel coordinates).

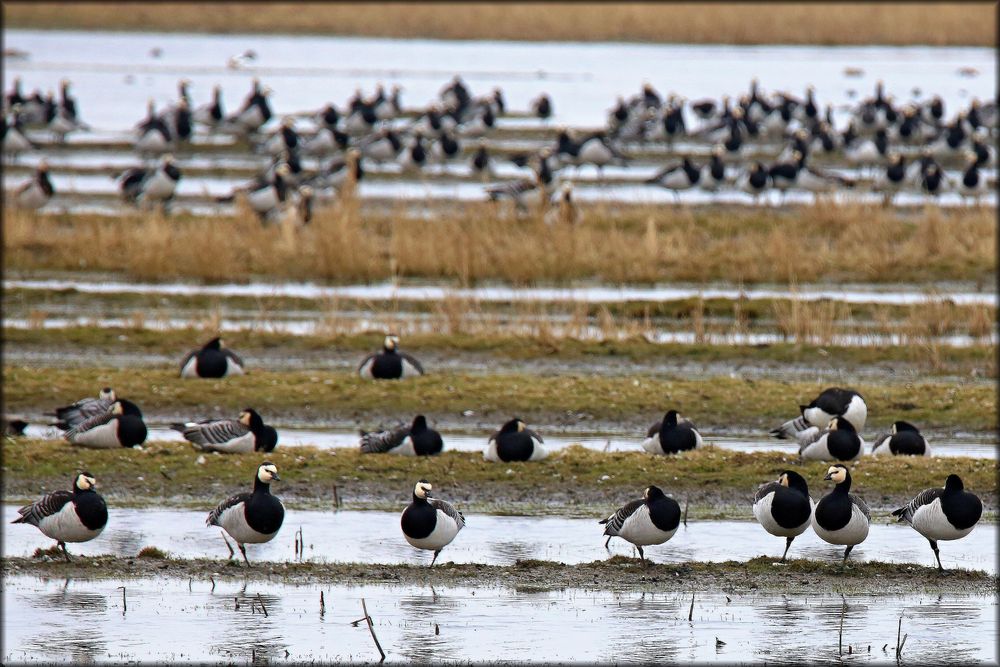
left=892, top=474, right=982, bottom=571
left=812, top=465, right=870, bottom=565
left=12, top=471, right=108, bottom=561
left=752, top=470, right=813, bottom=562
left=600, top=485, right=681, bottom=562
left=207, top=462, right=284, bottom=565
left=401, top=479, right=465, bottom=566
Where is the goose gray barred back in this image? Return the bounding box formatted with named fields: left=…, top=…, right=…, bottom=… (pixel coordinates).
left=401, top=479, right=466, bottom=566
left=207, top=462, right=284, bottom=565
left=49, top=386, right=116, bottom=430
left=752, top=470, right=813, bottom=562
left=812, top=465, right=870, bottom=564
left=891, top=474, right=982, bottom=571
left=64, top=399, right=147, bottom=449
left=180, top=336, right=245, bottom=378
left=871, top=420, right=930, bottom=456
left=600, top=485, right=681, bottom=562
left=771, top=387, right=867, bottom=440
left=360, top=415, right=443, bottom=456
left=12, top=472, right=108, bottom=561
left=172, top=408, right=277, bottom=454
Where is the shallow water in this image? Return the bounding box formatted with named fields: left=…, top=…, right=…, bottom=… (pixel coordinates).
left=6, top=277, right=993, bottom=306
left=4, top=576, right=995, bottom=664
left=3, top=506, right=995, bottom=573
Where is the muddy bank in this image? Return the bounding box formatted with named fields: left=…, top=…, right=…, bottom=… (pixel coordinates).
left=2, top=555, right=994, bottom=595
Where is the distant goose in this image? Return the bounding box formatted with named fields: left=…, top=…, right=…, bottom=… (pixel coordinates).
left=342, top=101, right=379, bottom=137
left=891, top=474, right=982, bottom=571
left=752, top=470, right=813, bottom=562
left=812, top=465, right=870, bottom=564
left=180, top=336, right=245, bottom=378
left=2, top=111, right=34, bottom=158
left=207, top=462, right=284, bottom=565
left=360, top=415, right=443, bottom=456
left=600, top=485, right=681, bottom=562
left=738, top=161, right=769, bottom=200
left=874, top=153, right=907, bottom=205
left=401, top=479, right=466, bottom=566
left=5, top=418, right=29, bottom=437
left=358, top=334, right=424, bottom=379
left=134, top=99, right=174, bottom=156
left=544, top=181, right=580, bottom=227
left=227, top=80, right=273, bottom=135
left=770, top=387, right=867, bottom=440
left=871, top=420, right=930, bottom=456
left=699, top=147, right=728, bottom=191
left=193, top=85, right=225, bottom=129
left=50, top=386, right=116, bottom=430
left=531, top=93, right=553, bottom=121
left=430, top=130, right=462, bottom=164
left=261, top=117, right=299, bottom=156
left=958, top=152, right=987, bottom=200
left=310, top=148, right=363, bottom=192
left=485, top=418, right=547, bottom=462
left=470, top=140, right=492, bottom=178
left=920, top=163, right=946, bottom=197
left=797, top=416, right=864, bottom=461
left=117, top=154, right=181, bottom=207
left=359, top=128, right=402, bottom=164
left=574, top=132, right=626, bottom=173
left=646, top=157, right=701, bottom=201
left=64, top=399, right=147, bottom=449
left=398, top=131, right=428, bottom=172
left=487, top=153, right=554, bottom=214
left=301, top=125, right=349, bottom=159
left=843, top=126, right=888, bottom=171
left=12, top=160, right=54, bottom=209
left=160, top=98, right=192, bottom=144
left=641, top=410, right=703, bottom=455
left=12, top=471, right=107, bottom=561
left=172, top=408, right=277, bottom=454
left=218, top=163, right=293, bottom=223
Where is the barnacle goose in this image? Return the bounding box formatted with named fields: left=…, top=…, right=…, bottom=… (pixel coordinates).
left=134, top=99, right=174, bottom=156
left=193, top=84, right=225, bottom=130
left=399, top=130, right=428, bottom=172
left=179, top=336, right=245, bottom=378
left=871, top=420, right=930, bottom=456
left=358, top=334, right=424, bottom=379
left=172, top=408, right=277, bottom=454
left=260, top=117, right=300, bottom=157
left=752, top=470, right=813, bottom=562
left=770, top=387, right=867, bottom=439
left=12, top=471, right=107, bottom=560
left=485, top=418, right=547, bottom=462
left=738, top=161, right=769, bottom=201
left=50, top=386, right=116, bottom=430
left=646, top=157, right=700, bottom=201
left=874, top=153, right=907, bottom=206
left=401, top=479, right=466, bottom=566
left=12, top=160, right=54, bottom=209
left=797, top=417, right=864, bottom=462
left=958, top=151, right=987, bottom=201
left=207, top=462, right=284, bottom=565
left=64, top=399, right=147, bottom=449
left=486, top=151, right=554, bottom=214
left=641, top=410, right=703, bottom=455
left=470, top=140, right=492, bottom=178
left=812, top=465, right=870, bottom=564
left=217, top=163, right=294, bottom=224
left=360, top=415, right=443, bottom=456
left=891, top=474, right=982, bottom=571
left=117, top=154, right=181, bottom=207
left=359, top=128, right=402, bottom=164
left=531, top=93, right=553, bottom=121
left=226, top=80, right=273, bottom=135
left=600, top=485, right=681, bottom=562
left=699, top=146, right=728, bottom=191
left=2, top=110, right=34, bottom=158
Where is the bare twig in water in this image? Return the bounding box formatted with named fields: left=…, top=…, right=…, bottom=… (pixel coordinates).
left=333, top=485, right=342, bottom=509
left=320, top=590, right=325, bottom=617
left=256, top=593, right=268, bottom=617
left=896, top=616, right=902, bottom=660
left=117, top=586, right=126, bottom=615
left=683, top=498, right=690, bottom=527
left=688, top=592, right=695, bottom=622
left=235, top=597, right=240, bottom=611
left=360, top=597, right=386, bottom=662
left=210, top=577, right=216, bottom=592
left=839, top=594, right=846, bottom=656
left=435, top=623, right=440, bottom=635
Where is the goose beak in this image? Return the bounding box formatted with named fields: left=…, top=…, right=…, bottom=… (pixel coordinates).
left=823, top=471, right=834, bottom=481
left=270, top=472, right=281, bottom=481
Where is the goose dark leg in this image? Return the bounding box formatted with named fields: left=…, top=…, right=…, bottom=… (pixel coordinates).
left=59, top=541, right=71, bottom=562
left=929, top=539, right=943, bottom=572
left=781, top=536, right=795, bottom=563
left=238, top=543, right=250, bottom=567
left=430, top=549, right=441, bottom=567
left=220, top=532, right=235, bottom=559
left=637, top=546, right=645, bottom=562
left=842, top=545, right=854, bottom=564
left=604, top=536, right=612, bottom=550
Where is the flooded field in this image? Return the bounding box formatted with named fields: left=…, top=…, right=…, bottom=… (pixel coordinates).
left=4, top=575, right=996, bottom=663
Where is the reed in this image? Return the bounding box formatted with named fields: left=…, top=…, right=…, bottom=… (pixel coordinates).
left=4, top=203, right=994, bottom=286
left=6, top=3, right=992, bottom=46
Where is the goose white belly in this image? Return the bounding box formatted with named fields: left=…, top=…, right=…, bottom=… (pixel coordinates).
left=659, top=170, right=695, bottom=190
left=68, top=420, right=120, bottom=448
left=197, top=431, right=255, bottom=454
left=910, top=501, right=975, bottom=541
left=303, top=130, right=336, bottom=155
left=797, top=170, right=835, bottom=192
left=641, top=435, right=661, bottom=454
left=217, top=503, right=277, bottom=544
left=617, top=505, right=676, bottom=546
left=135, top=131, right=170, bottom=154
left=180, top=356, right=200, bottom=378
left=812, top=505, right=869, bottom=545
left=38, top=502, right=105, bottom=543
left=141, top=171, right=177, bottom=201
left=403, top=509, right=461, bottom=550
left=577, top=140, right=612, bottom=166
left=752, top=493, right=814, bottom=537
left=248, top=186, right=279, bottom=213
left=3, top=129, right=32, bottom=153
left=17, top=183, right=49, bottom=209
left=483, top=437, right=547, bottom=462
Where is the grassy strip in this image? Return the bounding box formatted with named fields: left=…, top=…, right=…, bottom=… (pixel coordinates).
left=6, top=204, right=995, bottom=285
left=2, top=556, right=994, bottom=595
left=5, top=3, right=992, bottom=46
left=3, top=325, right=996, bottom=378
left=4, top=441, right=995, bottom=515
left=4, top=367, right=997, bottom=432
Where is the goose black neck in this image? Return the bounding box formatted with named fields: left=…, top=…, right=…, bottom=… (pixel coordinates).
left=253, top=477, right=271, bottom=494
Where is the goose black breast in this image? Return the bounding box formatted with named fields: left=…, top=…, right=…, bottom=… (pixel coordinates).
left=648, top=497, right=681, bottom=532
left=197, top=349, right=229, bottom=377
left=245, top=493, right=284, bottom=534
left=412, top=429, right=444, bottom=455
left=826, top=431, right=861, bottom=460
left=770, top=487, right=812, bottom=530
left=255, top=426, right=279, bottom=452
left=942, top=493, right=982, bottom=531
left=74, top=492, right=109, bottom=530
left=118, top=416, right=148, bottom=447
left=658, top=425, right=697, bottom=453
left=815, top=493, right=852, bottom=531
left=497, top=432, right=535, bottom=461
left=372, top=353, right=403, bottom=378
left=888, top=431, right=926, bottom=455
left=401, top=502, right=437, bottom=539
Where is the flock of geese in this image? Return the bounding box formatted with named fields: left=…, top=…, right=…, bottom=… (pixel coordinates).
left=4, top=75, right=996, bottom=218
left=10, top=336, right=984, bottom=571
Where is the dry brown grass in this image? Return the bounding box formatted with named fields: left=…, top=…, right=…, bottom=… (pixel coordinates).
left=4, top=203, right=994, bottom=286
left=5, top=2, right=993, bottom=46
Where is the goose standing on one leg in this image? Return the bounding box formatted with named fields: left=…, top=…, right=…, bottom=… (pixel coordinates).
left=172, top=408, right=278, bottom=453
left=180, top=336, right=245, bottom=378
left=64, top=399, right=147, bottom=449
left=360, top=414, right=443, bottom=456
left=871, top=420, right=931, bottom=456
left=752, top=470, right=813, bottom=562
left=12, top=471, right=108, bottom=561
left=641, top=410, right=703, bottom=455
left=358, top=334, right=424, bottom=379
left=797, top=416, right=864, bottom=462
left=401, top=479, right=465, bottom=566
left=600, top=485, right=681, bottom=562
left=812, top=464, right=870, bottom=565
left=891, top=474, right=982, bottom=571
left=485, top=417, right=547, bottom=462
left=206, top=462, right=284, bottom=565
